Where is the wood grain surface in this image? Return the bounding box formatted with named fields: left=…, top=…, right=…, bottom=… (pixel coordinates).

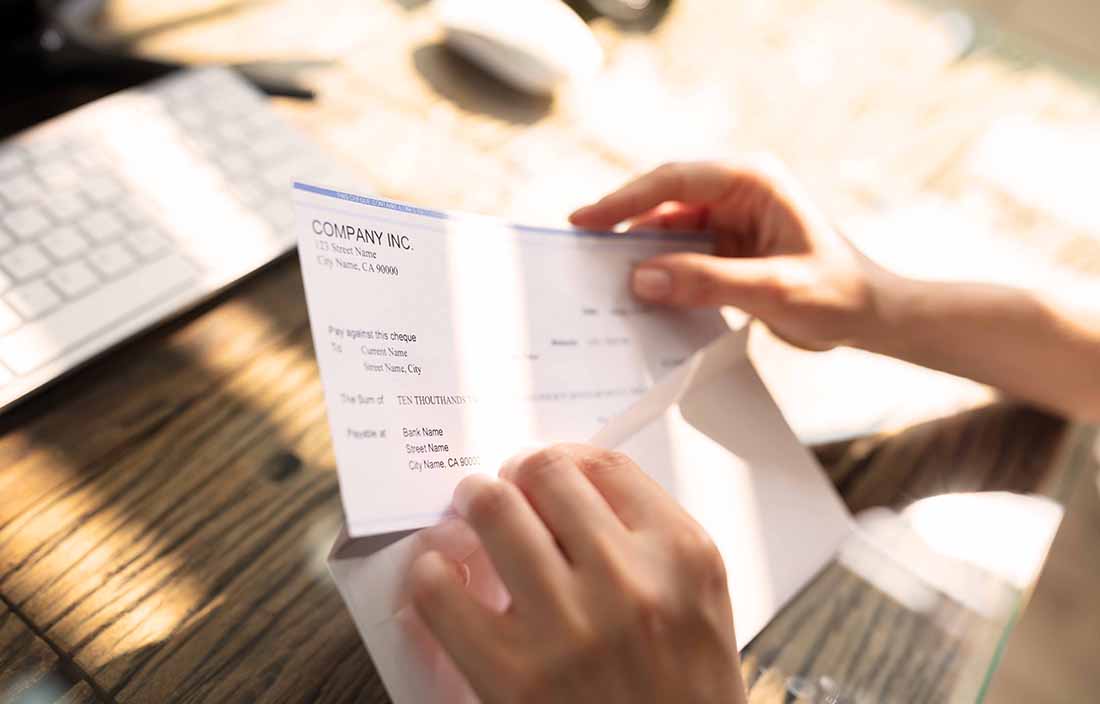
left=1, top=604, right=59, bottom=701
left=0, top=603, right=102, bottom=703
left=2, top=0, right=1098, bottom=701
left=0, top=260, right=387, bottom=703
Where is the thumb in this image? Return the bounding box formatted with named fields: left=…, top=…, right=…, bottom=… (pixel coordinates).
left=631, top=252, right=782, bottom=310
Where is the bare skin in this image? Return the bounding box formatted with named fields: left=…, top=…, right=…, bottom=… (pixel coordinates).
left=571, top=158, right=1100, bottom=422
left=409, top=445, right=746, bottom=704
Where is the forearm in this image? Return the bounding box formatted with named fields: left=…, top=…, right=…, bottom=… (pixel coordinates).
left=856, top=270, right=1100, bottom=422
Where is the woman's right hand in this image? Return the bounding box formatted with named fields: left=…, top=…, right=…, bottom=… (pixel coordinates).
left=570, top=158, right=894, bottom=351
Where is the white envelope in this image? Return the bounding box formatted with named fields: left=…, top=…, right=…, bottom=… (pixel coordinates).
left=328, top=328, right=854, bottom=704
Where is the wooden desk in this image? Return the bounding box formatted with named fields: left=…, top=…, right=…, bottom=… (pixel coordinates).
left=2, top=0, right=1099, bottom=702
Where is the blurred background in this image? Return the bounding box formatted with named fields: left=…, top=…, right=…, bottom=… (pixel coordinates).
left=2, top=0, right=1098, bottom=700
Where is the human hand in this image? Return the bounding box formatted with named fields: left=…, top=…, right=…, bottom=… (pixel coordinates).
left=570, top=158, right=892, bottom=351
left=408, top=445, right=746, bottom=704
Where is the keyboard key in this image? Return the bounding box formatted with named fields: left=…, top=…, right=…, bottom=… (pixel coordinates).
left=261, top=164, right=295, bottom=191
left=2, top=207, right=50, bottom=240
left=171, top=105, right=207, bottom=129
left=87, top=243, right=137, bottom=277
left=69, top=147, right=105, bottom=171
left=0, top=300, right=18, bottom=335
left=82, top=210, right=126, bottom=242
left=115, top=196, right=157, bottom=225
left=1, top=244, right=50, bottom=280
left=251, top=133, right=291, bottom=162
left=195, top=67, right=239, bottom=93
left=46, top=192, right=87, bottom=221
left=186, top=133, right=221, bottom=156
left=217, top=121, right=248, bottom=144
left=234, top=182, right=266, bottom=207
left=23, top=139, right=66, bottom=161
left=161, top=75, right=203, bottom=102
left=124, top=228, right=171, bottom=259
left=35, top=161, right=81, bottom=187
left=207, top=91, right=255, bottom=119
left=0, top=254, right=198, bottom=375
left=0, top=148, right=24, bottom=175
left=48, top=260, right=98, bottom=298
left=0, top=174, right=46, bottom=205
left=82, top=176, right=123, bottom=204
left=41, top=225, right=89, bottom=260
left=6, top=279, right=60, bottom=319
left=217, top=151, right=252, bottom=177
left=243, top=108, right=280, bottom=134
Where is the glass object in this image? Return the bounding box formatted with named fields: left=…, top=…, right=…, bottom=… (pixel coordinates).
left=740, top=424, right=1097, bottom=703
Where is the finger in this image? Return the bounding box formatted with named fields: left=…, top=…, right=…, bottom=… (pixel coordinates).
left=536, top=444, right=686, bottom=531
left=631, top=252, right=788, bottom=310
left=499, top=446, right=627, bottom=564
left=625, top=202, right=711, bottom=232
left=570, top=162, right=737, bottom=229
left=409, top=550, right=506, bottom=692
left=418, top=517, right=481, bottom=563
left=452, top=474, right=570, bottom=609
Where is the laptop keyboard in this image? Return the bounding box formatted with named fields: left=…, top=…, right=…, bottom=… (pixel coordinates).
left=0, top=67, right=348, bottom=404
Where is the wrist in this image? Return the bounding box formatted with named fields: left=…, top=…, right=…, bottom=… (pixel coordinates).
left=848, top=258, right=924, bottom=357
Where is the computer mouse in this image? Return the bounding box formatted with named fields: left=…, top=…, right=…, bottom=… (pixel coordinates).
left=438, top=0, right=603, bottom=96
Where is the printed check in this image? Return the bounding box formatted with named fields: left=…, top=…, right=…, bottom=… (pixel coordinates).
left=294, top=183, right=728, bottom=536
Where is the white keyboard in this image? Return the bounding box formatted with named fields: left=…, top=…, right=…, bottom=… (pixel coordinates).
left=0, top=67, right=349, bottom=410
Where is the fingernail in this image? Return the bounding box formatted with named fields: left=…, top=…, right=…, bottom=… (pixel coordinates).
left=414, top=552, right=471, bottom=590
left=633, top=267, right=672, bottom=301
left=452, top=559, right=471, bottom=587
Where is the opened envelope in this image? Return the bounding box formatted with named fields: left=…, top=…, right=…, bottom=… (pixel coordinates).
left=293, top=186, right=854, bottom=703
